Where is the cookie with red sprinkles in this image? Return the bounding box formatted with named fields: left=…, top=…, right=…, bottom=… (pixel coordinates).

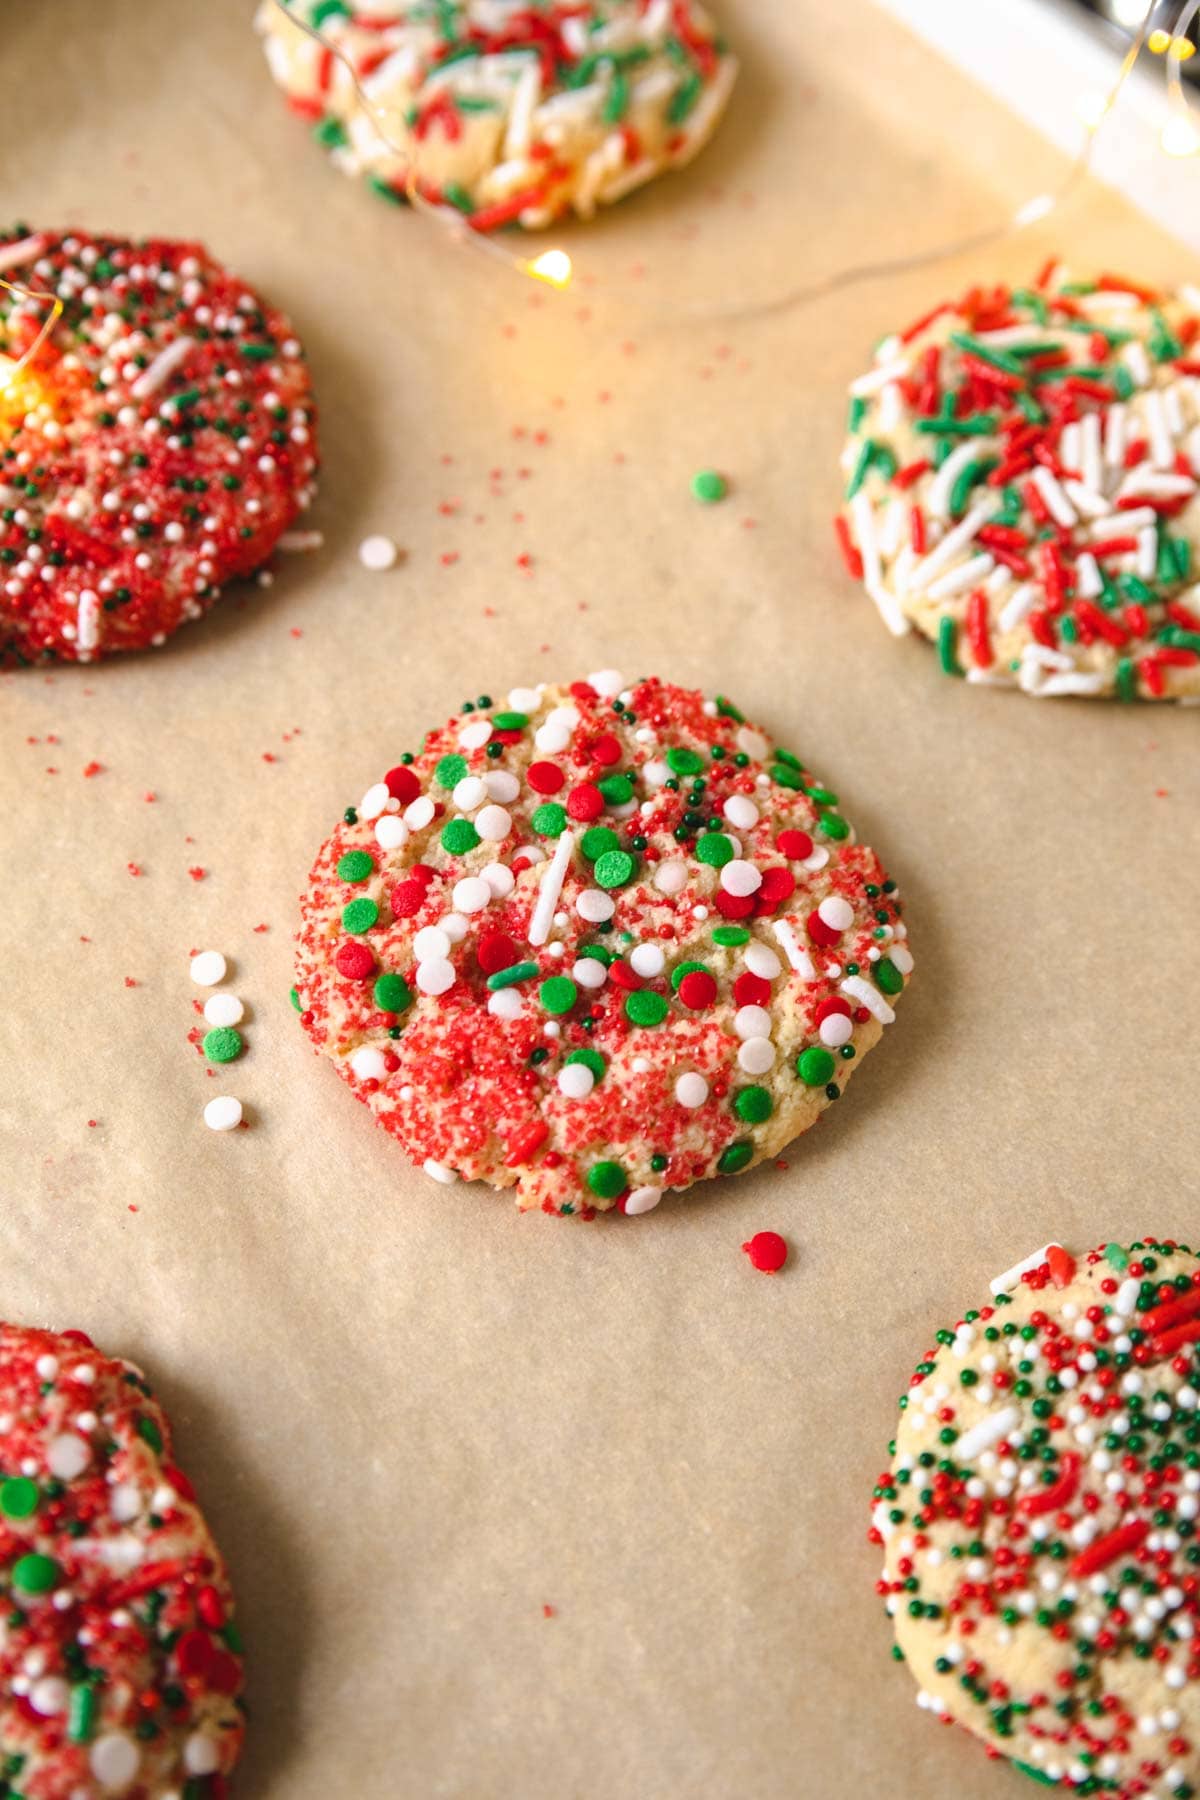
left=293, top=672, right=911, bottom=1216
left=0, top=1322, right=243, bottom=1797
left=257, top=1, right=737, bottom=230
left=871, top=1238, right=1200, bottom=1798
left=0, top=227, right=318, bottom=666
left=838, top=265, right=1200, bottom=700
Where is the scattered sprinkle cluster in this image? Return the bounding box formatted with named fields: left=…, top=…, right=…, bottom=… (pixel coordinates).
left=189, top=951, right=245, bottom=1132
left=258, top=0, right=737, bottom=229
left=873, top=1239, right=1200, bottom=1798
left=838, top=265, right=1200, bottom=700
left=0, top=1323, right=243, bottom=1794
left=294, top=673, right=910, bottom=1215
left=0, top=227, right=318, bottom=666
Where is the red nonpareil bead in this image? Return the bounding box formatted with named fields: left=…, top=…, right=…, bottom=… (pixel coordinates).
left=566, top=782, right=604, bottom=821
left=476, top=930, right=519, bottom=975
left=335, top=941, right=375, bottom=981
left=390, top=880, right=426, bottom=917
left=742, top=1231, right=788, bottom=1274
left=385, top=765, right=420, bottom=804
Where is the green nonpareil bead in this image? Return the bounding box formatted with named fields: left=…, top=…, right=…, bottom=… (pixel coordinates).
left=797, top=1046, right=835, bottom=1086
left=336, top=850, right=374, bottom=883
left=12, top=1553, right=58, bottom=1594
left=434, top=754, right=468, bottom=789
left=373, top=972, right=412, bottom=1013
left=0, top=1478, right=38, bottom=1520
left=441, top=819, right=480, bottom=855
left=598, top=774, right=634, bottom=804
left=531, top=803, right=568, bottom=837
left=594, top=850, right=635, bottom=889
left=587, top=1160, right=627, bottom=1199
left=734, top=1086, right=772, bottom=1124
left=625, top=990, right=668, bottom=1027
left=581, top=826, right=620, bottom=861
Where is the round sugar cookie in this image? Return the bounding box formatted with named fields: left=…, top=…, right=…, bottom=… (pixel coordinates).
left=838, top=268, right=1200, bottom=700
left=293, top=673, right=912, bottom=1216
left=871, top=1236, right=1200, bottom=1798
left=0, top=227, right=319, bottom=666
left=0, top=1321, right=244, bottom=1796
left=256, top=0, right=737, bottom=230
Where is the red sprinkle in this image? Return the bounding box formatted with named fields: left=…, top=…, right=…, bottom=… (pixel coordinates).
left=742, top=1232, right=788, bottom=1274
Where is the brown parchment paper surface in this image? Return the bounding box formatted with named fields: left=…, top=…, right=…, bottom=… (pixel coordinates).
left=2, top=3, right=1198, bottom=1796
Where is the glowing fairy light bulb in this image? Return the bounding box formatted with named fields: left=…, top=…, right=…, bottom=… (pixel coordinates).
left=527, top=249, right=572, bottom=289
left=0, top=353, right=17, bottom=394
left=1075, top=90, right=1111, bottom=129
left=1162, top=112, right=1200, bottom=156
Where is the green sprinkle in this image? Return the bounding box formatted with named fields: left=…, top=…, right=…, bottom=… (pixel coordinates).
left=202, top=1027, right=243, bottom=1065
left=486, top=961, right=538, bottom=991
left=581, top=826, right=620, bottom=860
left=670, top=959, right=708, bottom=990
left=314, top=115, right=349, bottom=149
left=12, top=1553, right=58, bottom=1595
left=440, top=818, right=480, bottom=855
left=666, top=747, right=705, bottom=776
left=342, top=897, right=379, bottom=933
left=874, top=957, right=904, bottom=996
left=0, top=1478, right=39, bottom=1520
left=949, top=332, right=1026, bottom=376
left=539, top=976, right=577, bottom=1016
left=337, top=850, right=374, bottom=883
left=566, top=1048, right=606, bottom=1082
left=603, top=70, right=629, bottom=122
left=68, top=1680, right=96, bottom=1744
left=311, top=0, right=351, bottom=22
left=163, top=387, right=202, bottom=411
left=625, top=990, right=668, bottom=1027
left=373, top=972, right=412, bottom=1013
left=667, top=71, right=701, bottom=123
left=734, top=1086, right=773, bottom=1124
left=289, top=986, right=302, bottom=1012
left=137, top=1414, right=164, bottom=1455
left=717, top=1140, right=753, bottom=1174
left=598, top=774, right=634, bottom=805
left=587, top=1160, right=627, bottom=1199
left=797, top=1046, right=835, bottom=1086
left=770, top=763, right=804, bottom=791
left=1115, top=657, right=1137, bottom=704
left=491, top=711, right=528, bottom=730
left=818, top=810, right=849, bottom=841
left=531, top=802, right=568, bottom=837
left=691, top=469, right=728, bottom=504
left=594, top=850, right=635, bottom=889
left=947, top=455, right=999, bottom=519
left=239, top=344, right=276, bottom=362
left=695, top=831, right=733, bottom=867
left=844, top=438, right=874, bottom=500
left=938, top=614, right=963, bottom=676
left=434, top=753, right=468, bottom=789
left=712, top=925, right=750, bottom=947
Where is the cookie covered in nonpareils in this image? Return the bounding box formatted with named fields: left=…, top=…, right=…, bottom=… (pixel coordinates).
left=294, top=673, right=911, bottom=1216
left=0, top=1322, right=244, bottom=1796
left=871, top=1238, right=1200, bottom=1798
left=0, top=227, right=318, bottom=666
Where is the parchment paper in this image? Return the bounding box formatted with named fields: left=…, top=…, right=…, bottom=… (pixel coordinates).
left=2, top=4, right=1198, bottom=1796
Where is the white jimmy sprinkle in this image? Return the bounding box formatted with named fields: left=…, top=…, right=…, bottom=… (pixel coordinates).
left=1143, top=387, right=1175, bottom=470
left=528, top=830, right=575, bottom=947
left=908, top=498, right=997, bottom=590
left=1030, top=465, right=1078, bottom=529
left=848, top=357, right=912, bottom=398
left=423, top=1160, right=459, bottom=1185
left=954, top=1406, right=1021, bottom=1464
left=771, top=920, right=816, bottom=979
left=129, top=335, right=195, bottom=399
left=838, top=975, right=893, bottom=1024
left=925, top=553, right=995, bottom=602
left=928, top=443, right=999, bottom=522
left=989, top=1242, right=1059, bottom=1296
left=996, top=581, right=1039, bottom=634
left=1115, top=1276, right=1142, bottom=1317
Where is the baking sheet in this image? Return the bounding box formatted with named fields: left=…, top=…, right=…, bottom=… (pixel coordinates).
left=1, top=4, right=1197, bottom=1797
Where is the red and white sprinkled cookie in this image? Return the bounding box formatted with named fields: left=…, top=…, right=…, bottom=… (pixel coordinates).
left=0, top=227, right=318, bottom=667
left=0, top=1322, right=243, bottom=1797
left=837, top=266, right=1200, bottom=700
left=257, top=1, right=737, bottom=231
left=871, top=1237, right=1200, bottom=1798
left=293, top=673, right=911, bottom=1216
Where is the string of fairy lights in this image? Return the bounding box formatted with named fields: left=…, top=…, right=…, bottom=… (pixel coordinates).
left=1, top=0, right=1197, bottom=390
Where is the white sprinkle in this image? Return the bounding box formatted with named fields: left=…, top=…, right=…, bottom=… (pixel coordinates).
left=508, top=687, right=540, bottom=712
left=989, top=1243, right=1058, bottom=1296
left=413, top=926, right=451, bottom=962
left=452, top=877, right=491, bottom=914
left=375, top=815, right=408, bottom=853
left=587, top=668, right=625, bottom=697
left=458, top=718, right=493, bottom=751
left=1137, top=524, right=1159, bottom=581
left=203, top=1095, right=243, bottom=1133
left=130, top=336, right=195, bottom=400
left=416, top=958, right=455, bottom=997
left=996, top=582, right=1039, bottom=633
left=630, top=944, right=665, bottom=978
left=46, top=1433, right=90, bottom=1480
left=929, top=444, right=999, bottom=522
left=723, top=794, right=759, bottom=829
left=954, top=1407, right=1021, bottom=1464
left=838, top=974, right=894, bottom=1024
left=183, top=1733, right=221, bottom=1777
left=820, top=1011, right=853, bottom=1048
left=439, top=913, right=469, bottom=944
left=734, top=1004, right=771, bottom=1040
left=653, top=858, right=688, bottom=895
left=1074, top=553, right=1103, bottom=601
left=189, top=950, right=226, bottom=987
left=360, top=782, right=391, bottom=821
left=1143, top=386, right=1175, bottom=469
left=529, top=830, right=575, bottom=946
left=89, top=1734, right=140, bottom=1789
left=358, top=533, right=398, bottom=571
left=675, top=1072, right=709, bottom=1108
left=925, top=551, right=995, bottom=601
left=485, top=770, right=520, bottom=803
left=743, top=942, right=781, bottom=980
left=475, top=804, right=511, bottom=842
left=203, top=992, right=244, bottom=1028
left=558, top=1062, right=595, bottom=1099
left=1115, top=1277, right=1142, bottom=1317
left=737, top=1036, right=776, bottom=1075
left=573, top=957, right=606, bottom=990
left=482, top=863, right=516, bottom=898
left=849, top=356, right=912, bottom=397
left=771, top=920, right=816, bottom=979
left=404, top=794, right=435, bottom=830
left=624, top=1186, right=662, bottom=1216
left=452, top=776, right=487, bottom=812
left=720, top=859, right=761, bottom=897
left=909, top=498, right=998, bottom=589
left=350, top=1046, right=388, bottom=1082
left=818, top=895, right=854, bottom=933
left=575, top=887, right=614, bottom=924
left=423, top=1160, right=458, bottom=1185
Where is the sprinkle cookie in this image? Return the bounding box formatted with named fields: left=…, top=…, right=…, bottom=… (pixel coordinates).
left=256, top=1, right=737, bottom=231
left=871, top=1238, right=1200, bottom=1798
left=837, top=268, right=1200, bottom=700
left=0, top=1322, right=244, bottom=1795
left=293, top=673, right=911, bottom=1216
left=0, top=227, right=318, bottom=666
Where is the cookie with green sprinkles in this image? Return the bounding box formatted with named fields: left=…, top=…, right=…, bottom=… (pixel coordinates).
left=256, top=1, right=737, bottom=230
left=294, top=672, right=911, bottom=1218
left=871, top=1237, right=1200, bottom=1797
left=0, top=1321, right=244, bottom=1793
left=837, top=265, right=1200, bottom=700
left=0, top=227, right=318, bottom=667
